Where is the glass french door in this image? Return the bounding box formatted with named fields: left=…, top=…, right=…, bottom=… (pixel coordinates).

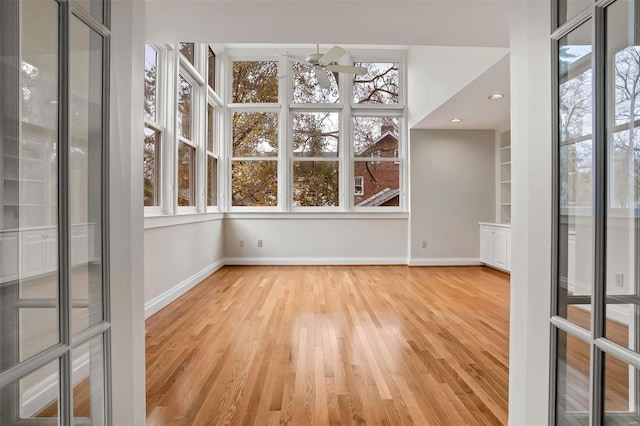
left=0, top=0, right=111, bottom=424
left=552, top=0, right=640, bottom=424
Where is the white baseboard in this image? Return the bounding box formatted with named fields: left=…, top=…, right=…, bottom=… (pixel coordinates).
left=409, top=257, right=482, bottom=266
left=21, top=353, right=89, bottom=418
left=224, top=257, right=407, bottom=266
left=576, top=304, right=631, bottom=325
left=144, top=259, right=225, bottom=319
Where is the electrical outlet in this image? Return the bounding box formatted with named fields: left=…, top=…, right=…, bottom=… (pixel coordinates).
left=258, top=239, right=263, bottom=248
left=422, top=240, right=427, bottom=249
left=239, top=240, right=244, bottom=248
left=615, top=273, right=624, bottom=287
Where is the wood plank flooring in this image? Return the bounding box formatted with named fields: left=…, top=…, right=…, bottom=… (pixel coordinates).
left=145, top=266, right=510, bottom=425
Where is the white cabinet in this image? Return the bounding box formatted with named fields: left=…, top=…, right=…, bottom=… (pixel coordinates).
left=0, top=231, right=19, bottom=283
left=479, top=223, right=511, bottom=273
left=21, top=228, right=57, bottom=278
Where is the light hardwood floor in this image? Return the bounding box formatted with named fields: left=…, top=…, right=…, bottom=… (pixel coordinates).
left=145, top=265, right=510, bottom=425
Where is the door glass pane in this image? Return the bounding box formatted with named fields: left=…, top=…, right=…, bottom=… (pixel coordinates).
left=76, top=0, right=104, bottom=25
left=557, top=20, right=594, bottom=329
left=70, top=16, right=103, bottom=335
left=555, top=330, right=590, bottom=425
left=604, top=353, right=638, bottom=423
left=604, top=0, right=640, bottom=351
left=1, top=0, right=60, bottom=371
left=72, top=335, right=105, bottom=425
left=557, top=0, right=592, bottom=28
left=0, top=359, right=59, bottom=422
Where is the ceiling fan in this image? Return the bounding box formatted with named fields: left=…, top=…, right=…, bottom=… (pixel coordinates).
left=280, top=45, right=368, bottom=89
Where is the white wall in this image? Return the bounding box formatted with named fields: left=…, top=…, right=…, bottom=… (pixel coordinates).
left=110, top=0, right=146, bottom=424
left=508, top=0, right=552, bottom=424
left=224, top=217, right=408, bottom=264
left=407, top=46, right=509, bottom=128
left=409, top=129, right=496, bottom=264
left=144, top=219, right=224, bottom=317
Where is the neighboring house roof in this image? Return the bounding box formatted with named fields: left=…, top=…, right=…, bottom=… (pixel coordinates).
left=355, top=130, right=397, bottom=157
left=356, top=188, right=400, bottom=207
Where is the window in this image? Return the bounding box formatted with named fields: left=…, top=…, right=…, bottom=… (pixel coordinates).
left=352, top=117, right=401, bottom=208
left=177, top=74, right=196, bottom=207
left=227, top=49, right=405, bottom=211
left=230, top=61, right=280, bottom=207
left=292, top=112, right=340, bottom=207
left=231, top=112, right=278, bottom=206
left=206, top=103, right=217, bottom=207
left=144, top=44, right=163, bottom=208
left=354, top=176, right=364, bottom=195
left=179, top=42, right=195, bottom=66
left=208, top=46, right=216, bottom=91
left=353, top=62, right=399, bottom=105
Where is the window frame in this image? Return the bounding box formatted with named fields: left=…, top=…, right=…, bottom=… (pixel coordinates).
left=143, top=43, right=166, bottom=215
left=224, top=47, right=406, bottom=213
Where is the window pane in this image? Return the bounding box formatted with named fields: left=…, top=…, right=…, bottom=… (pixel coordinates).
left=0, top=359, right=59, bottom=420
left=557, top=21, right=594, bottom=328
left=293, top=161, right=339, bottom=207
left=604, top=0, right=640, bottom=350
left=143, top=126, right=161, bottom=207
left=144, top=44, right=157, bottom=122
left=232, top=61, right=278, bottom=103
left=177, top=76, right=192, bottom=140
left=555, top=330, right=590, bottom=425
left=603, top=353, right=638, bottom=423
left=207, top=104, right=215, bottom=153
left=72, top=335, right=105, bottom=425
left=208, top=47, right=216, bottom=90
left=232, top=161, right=277, bottom=207
left=207, top=156, right=217, bottom=207
left=179, top=42, right=195, bottom=66
left=353, top=62, right=399, bottom=105
left=353, top=161, right=400, bottom=207
left=292, top=112, right=339, bottom=157
left=557, top=0, right=592, bottom=28
left=292, top=62, right=339, bottom=103
left=70, top=16, right=104, bottom=335
left=353, top=117, right=399, bottom=158
left=232, top=112, right=278, bottom=157
left=177, top=142, right=195, bottom=207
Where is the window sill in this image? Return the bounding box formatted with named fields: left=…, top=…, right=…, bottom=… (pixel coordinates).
left=144, top=212, right=224, bottom=229
left=224, top=211, right=409, bottom=220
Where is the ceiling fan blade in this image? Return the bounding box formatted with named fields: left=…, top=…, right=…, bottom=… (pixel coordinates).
left=314, top=67, right=331, bottom=89
left=277, top=53, right=313, bottom=66
left=318, top=46, right=346, bottom=65
left=278, top=69, right=309, bottom=79
left=325, top=64, right=368, bottom=75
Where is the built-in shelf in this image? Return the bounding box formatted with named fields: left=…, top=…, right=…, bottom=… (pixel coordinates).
left=498, top=130, right=511, bottom=224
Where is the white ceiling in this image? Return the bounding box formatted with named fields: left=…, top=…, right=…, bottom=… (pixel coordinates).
left=145, top=0, right=510, bottom=47
left=413, top=55, right=510, bottom=130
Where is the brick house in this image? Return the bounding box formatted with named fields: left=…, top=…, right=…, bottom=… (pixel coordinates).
left=353, top=125, right=400, bottom=206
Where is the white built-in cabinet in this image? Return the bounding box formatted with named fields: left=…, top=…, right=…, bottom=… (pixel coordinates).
left=479, top=223, right=511, bottom=272
left=0, top=224, right=96, bottom=283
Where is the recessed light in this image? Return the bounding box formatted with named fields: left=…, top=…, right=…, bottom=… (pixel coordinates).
left=488, top=93, right=505, bottom=100
left=48, top=100, right=58, bottom=104
left=450, top=118, right=462, bottom=123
